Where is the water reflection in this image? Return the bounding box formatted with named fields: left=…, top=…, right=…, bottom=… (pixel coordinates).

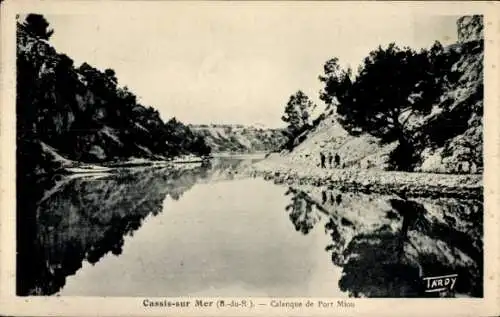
left=17, top=157, right=483, bottom=298
left=284, top=186, right=483, bottom=298
left=17, top=157, right=257, bottom=296
left=285, top=188, right=323, bottom=235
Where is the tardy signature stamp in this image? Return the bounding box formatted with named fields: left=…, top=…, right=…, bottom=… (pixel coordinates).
left=423, top=274, right=458, bottom=294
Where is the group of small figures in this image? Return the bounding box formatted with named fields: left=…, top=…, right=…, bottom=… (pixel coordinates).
left=319, top=152, right=342, bottom=169
left=321, top=190, right=343, bottom=206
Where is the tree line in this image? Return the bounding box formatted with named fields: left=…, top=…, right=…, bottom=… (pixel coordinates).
left=17, top=14, right=211, bottom=176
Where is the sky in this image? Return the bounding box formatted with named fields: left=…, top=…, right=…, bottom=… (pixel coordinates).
left=41, top=6, right=459, bottom=128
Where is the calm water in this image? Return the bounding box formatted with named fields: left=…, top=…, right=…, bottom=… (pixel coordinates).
left=17, top=157, right=483, bottom=297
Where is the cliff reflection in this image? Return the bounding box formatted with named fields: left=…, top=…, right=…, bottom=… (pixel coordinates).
left=17, top=158, right=254, bottom=296
left=284, top=186, right=483, bottom=298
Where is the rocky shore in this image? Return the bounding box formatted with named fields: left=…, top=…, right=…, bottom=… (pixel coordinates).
left=249, top=158, right=482, bottom=199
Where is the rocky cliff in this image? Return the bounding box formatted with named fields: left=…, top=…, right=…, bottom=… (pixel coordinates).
left=189, top=124, right=285, bottom=153
left=457, top=15, right=484, bottom=43
left=416, top=15, right=483, bottom=173
left=271, top=15, right=483, bottom=174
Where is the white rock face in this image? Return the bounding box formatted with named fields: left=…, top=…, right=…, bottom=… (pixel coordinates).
left=419, top=148, right=446, bottom=173
left=457, top=15, right=483, bottom=43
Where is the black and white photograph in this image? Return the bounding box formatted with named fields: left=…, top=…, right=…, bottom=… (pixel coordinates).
left=1, top=1, right=498, bottom=316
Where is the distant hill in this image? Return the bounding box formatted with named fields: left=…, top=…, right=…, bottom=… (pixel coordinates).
left=189, top=124, right=285, bottom=154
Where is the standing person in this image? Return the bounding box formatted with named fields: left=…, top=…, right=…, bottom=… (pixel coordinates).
left=328, top=152, right=333, bottom=168
left=322, top=191, right=327, bottom=205
left=335, top=153, right=341, bottom=168
left=329, top=192, right=335, bottom=205
left=320, top=152, right=326, bottom=168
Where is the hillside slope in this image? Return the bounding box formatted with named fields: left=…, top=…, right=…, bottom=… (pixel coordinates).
left=190, top=124, right=285, bottom=153
left=16, top=16, right=210, bottom=177
left=274, top=113, right=397, bottom=170
left=269, top=15, right=483, bottom=175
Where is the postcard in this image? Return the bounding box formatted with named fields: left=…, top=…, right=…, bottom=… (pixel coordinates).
left=1, top=1, right=499, bottom=316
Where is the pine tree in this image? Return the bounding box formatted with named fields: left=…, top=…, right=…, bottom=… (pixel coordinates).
left=22, top=14, right=54, bottom=40
left=281, top=90, right=315, bottom=149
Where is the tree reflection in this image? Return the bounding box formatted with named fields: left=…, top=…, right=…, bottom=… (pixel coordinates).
left=284, top=187, right=483, bottom=298
left=284, top=187, right=326, bottom=235
left=285, top=187, right=346, bottom=265
left=339, top=228, right=423, bottom=297
left=17, top=160, right=250, bottom=296
left=338, top=197, right=482, bottom=297
left=325, top=218, right=346, bottom=267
